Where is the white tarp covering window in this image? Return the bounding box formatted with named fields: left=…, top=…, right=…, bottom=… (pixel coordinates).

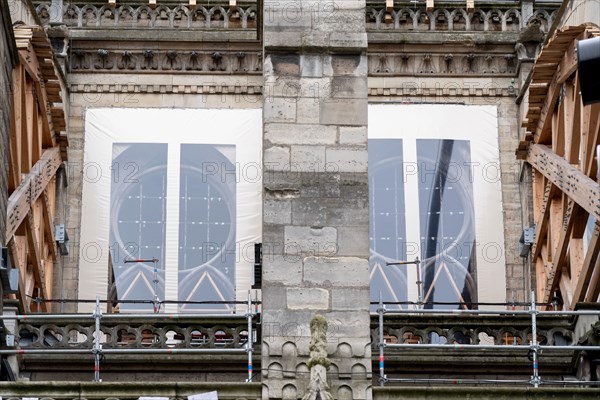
left=79, top=109, right=262, bottom=313
left=368, top=104, right=506, bottom=309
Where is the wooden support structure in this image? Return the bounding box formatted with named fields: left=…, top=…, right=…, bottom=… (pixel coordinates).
left=6, top=24, right=67, bottom=313
left=520, top=25, right=600, bottom=309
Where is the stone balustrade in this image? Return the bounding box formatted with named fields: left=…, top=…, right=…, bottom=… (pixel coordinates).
left=371, top=312, right=575, bottom=346
left=15, top=314, right=253, bottom=350
left=366, top=5, right=557, bottom=32
left=8, top=311, right=577, bottom=356
left=32, top=1, right=559, bottom=34
left=35, top=1, right=257, bottom=29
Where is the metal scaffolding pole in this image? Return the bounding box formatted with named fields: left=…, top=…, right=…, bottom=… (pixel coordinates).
left=370, top=309, right=600, bottom=316
left=386, top=257, right=422, bottom=307
left=93, top=296, right=102, bottom=382
left=383, top=343, right=600, bottom=351
left=124, top=258, right=161, bottom=313
left=530, top=290, right=540, bottom=388
left=378, top=291, right=385, bottom=387
left=246, top=291, right=253, bottom=382
left=0, top=313, right=245, bottom=320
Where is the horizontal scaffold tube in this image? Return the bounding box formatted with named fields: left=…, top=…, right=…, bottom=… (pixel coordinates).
left=373, top=309, right=600, bottom=316
left=0, top=313, right=247, bottom=320
left=0, top=348, right=247, bottom=355
left=385, top=343, right=600, bottom=351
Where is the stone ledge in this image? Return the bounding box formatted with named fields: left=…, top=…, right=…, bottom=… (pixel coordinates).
left=0, top=382, right=262, bottom=399
left=373, top=387, right=600, bottom=400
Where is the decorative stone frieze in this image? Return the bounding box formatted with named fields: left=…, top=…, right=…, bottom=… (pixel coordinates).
left=69, top=49, right=262, bottom=73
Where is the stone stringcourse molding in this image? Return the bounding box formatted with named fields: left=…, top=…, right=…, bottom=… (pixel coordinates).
left=366, top=6, right=557, bottom=32
left=35, top=2, right=257, bottom=29
left=68, top=82, right=263, bottom=95
left=368, top=84, right=516, bottom=98
left=69, top=49, right=263, bottom=73
left=67, top=82, right=516, bottom=97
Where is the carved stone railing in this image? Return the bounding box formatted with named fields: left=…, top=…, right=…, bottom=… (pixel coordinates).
left=35, top=1, right=258, bottom=29
left=368, top=311, right=581, bottom=378
left=16, top=314, right=254, bottom=350
left=33, top=1, right=559, bottom=33
left=366, top=4, right=558, bottom=33
left=370, top=313, right=575, bottom=346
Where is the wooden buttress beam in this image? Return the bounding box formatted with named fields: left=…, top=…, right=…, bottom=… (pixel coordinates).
left=527, top=143, right=600, bottom=222
left=6, top=147, right=62, bottom=240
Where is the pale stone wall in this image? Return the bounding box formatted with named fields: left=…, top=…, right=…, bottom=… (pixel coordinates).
left=261, top=1, right=372, bottom=399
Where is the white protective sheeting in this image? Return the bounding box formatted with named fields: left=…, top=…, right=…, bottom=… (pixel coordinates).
left=79, top=108, right=262, bottom=313
left=369, top=104, right=507, bottom=306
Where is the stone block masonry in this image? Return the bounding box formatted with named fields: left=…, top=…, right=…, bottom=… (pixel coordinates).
left=262, top=1, right=372, bottom=399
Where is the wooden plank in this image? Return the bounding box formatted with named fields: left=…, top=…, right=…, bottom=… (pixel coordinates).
left=559, top=274, right=573, bottom=309
left=41, top=190, right=58, bottom=260
left=585, top=105, right=600, bottom=177
left=22, top=79, right=34, bottom=174
left=32, top=92, right=42, bottom=163
left=566, top=72, right=582, bottom=164
left=585, top=256, right=600, bottom=303
left=18, top=44, right=41, bottom=82
left=532, top=181, right=559, bottom=258
left=35, top=79, right=57, bottom=148
left=24, top=212, right=48, bottom=313
left=5, top=147, right=62, bottom=239
left=571, top=222, right=600, bottom=306
left=8, top=68, right=22, bottom=192
left=527, top=144, right=600, bottom=221
left=570, top=238, right=585, bottom=283
left=580, top=103, right=600, bottom=172
left=552, top=99, right=565, bottom=156
left=544, top=200, right=580, bottom=302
